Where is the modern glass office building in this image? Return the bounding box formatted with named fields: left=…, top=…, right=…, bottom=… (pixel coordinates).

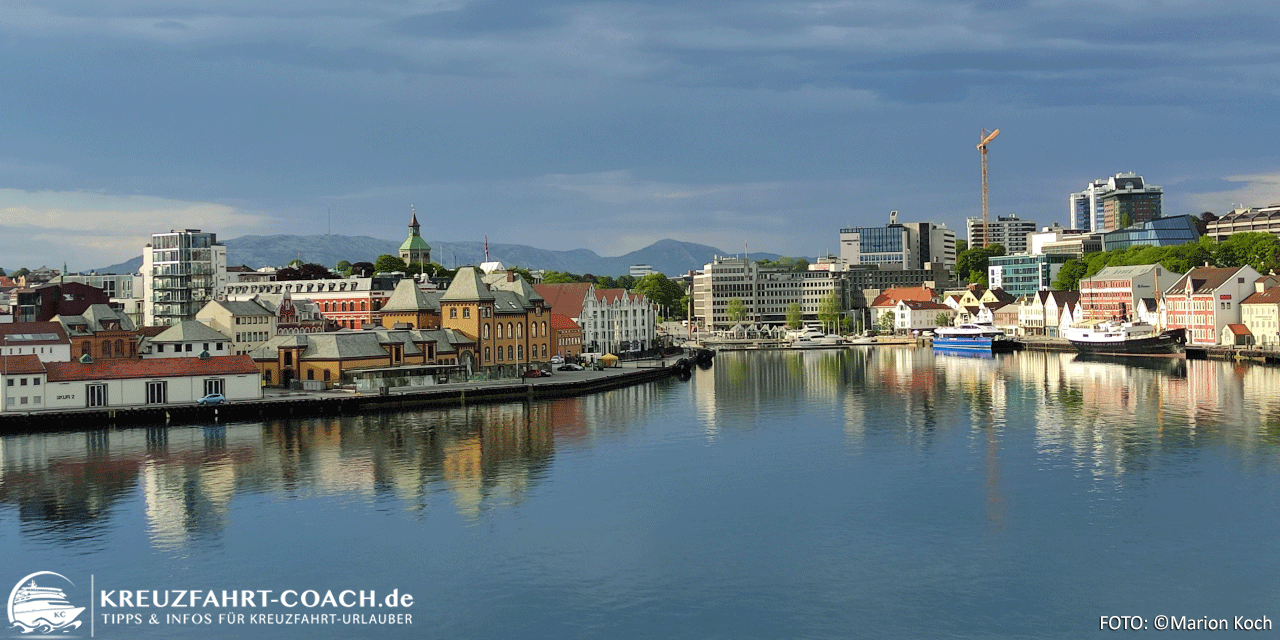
left=1100, top=215, right=1199, bottom=251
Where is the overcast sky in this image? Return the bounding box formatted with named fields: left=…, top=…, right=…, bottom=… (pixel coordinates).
left=3, top=0, right=1280, bottom=271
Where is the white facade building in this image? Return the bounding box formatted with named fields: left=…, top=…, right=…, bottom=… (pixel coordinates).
left=894, top=300, right=953, bottom=332
left=1, top=354, right=260, bottom=413
left=966, top=214, right=1037, bottom=254
left=691, top=256, right=847, bottom=331
left=141, top=320, right=232, bottom=358
left=143, top=229, right=229, bottom=326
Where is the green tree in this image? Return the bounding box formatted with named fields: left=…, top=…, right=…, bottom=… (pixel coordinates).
left=596, top=276, right=618, bottom=289
left=374, top=254, right=408, bottom=274
left=726, top=297, right=747, bottom=323
left=841, top=314, right=855, bottom=333
left=634, top=274, right=686, bottom=316
left=335, top=260, right=352, bottom=275
left=298, top=263, right=336, bottom=279
left=287, top=258, right=304, bottom=268
left=956, top=239, right=968, bottom=254
left=0, top=268, right=6, bottom=277
left=877, top=311, right=894, bottom=332
left=1214, top=232, right=1280, bottom=274
left=935, top=312, right=953, bottom=328
left=818, top=291, right=841, bottom=333
left=785, top=303, right=803, bottom=329
left=955, top=243, right=1005, bottom=285
left=350, top=262, right=374, bottom=277
left=616, top=275, right=637, bottom=290
left=541, top=271, right=580, bottom=284
left=11, top=267, right=28, bottom=278
left=1053, top=259, right=1088, bottom=291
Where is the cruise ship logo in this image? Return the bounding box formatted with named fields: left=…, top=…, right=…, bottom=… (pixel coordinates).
left=6, top=572, right=84, bottom=634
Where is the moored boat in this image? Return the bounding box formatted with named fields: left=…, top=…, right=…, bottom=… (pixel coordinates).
left=932, top=323, right=1015, bottom=352
left=1064, top=321, right=1186, bottom=355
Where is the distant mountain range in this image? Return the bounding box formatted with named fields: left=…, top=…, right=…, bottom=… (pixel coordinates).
left=92, top=236, right=786, bottom=278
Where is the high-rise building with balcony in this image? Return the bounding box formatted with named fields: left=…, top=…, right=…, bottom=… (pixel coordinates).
left=1069, top=172, right=1163, bottom=233
left=965, top=214, right=1037, bottom=254
left=142, top=229, right=228, bottom=326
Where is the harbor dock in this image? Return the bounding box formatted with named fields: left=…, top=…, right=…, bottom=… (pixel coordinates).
left=0, top=358, right=698, bottom=434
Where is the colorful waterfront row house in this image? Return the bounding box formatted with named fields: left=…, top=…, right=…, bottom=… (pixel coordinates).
left=1241, top=281, right=1280, bottom=347
left=1078, top=264, right=1175, bottom=323
left=1162, top=266, right=1262, bottom=346
left=549, top=313, right=583, bottom=360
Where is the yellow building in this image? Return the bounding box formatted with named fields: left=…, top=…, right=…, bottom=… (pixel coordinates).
left=440, top=267, right=552, bottom=377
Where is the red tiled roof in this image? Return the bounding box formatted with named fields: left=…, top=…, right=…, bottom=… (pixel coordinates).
left=0, top=322, right=69, bottom=344
left=594, top=288, right=626, bottom=304
left=532, top=283, right=592, bottom=319
left=44, top=355, right=259, bottom=382
left=549, top=313, right=581, bottom=331
left=1225, top=324, right=1252, bottom=335
left=0, top=354, right=46, bottom=375
left=1242, top=287, right=1280, bottom=305
left=136, top=326, right=170, bottom=337
left=871, top=286, right=935, bottom=307
left=899, top=300, right=951, bottom=311
left=1168, top=267, right=1248, bottom=294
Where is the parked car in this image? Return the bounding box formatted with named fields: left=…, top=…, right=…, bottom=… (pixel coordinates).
left=522, top=369, right=549, bottom=378
left=557, top=363, right=584, bottom=371
left=550, top=355, right=564, bottom=364
left=198, top=393, right=226, bottom=406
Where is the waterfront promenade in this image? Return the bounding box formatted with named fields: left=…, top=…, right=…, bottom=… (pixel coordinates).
left=0, top=358, right=691, bottom=433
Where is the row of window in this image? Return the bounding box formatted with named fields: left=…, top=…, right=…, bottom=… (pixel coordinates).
left=155, top=342, right=225, bottom=353
left=236, top=332, right=269, bottom=343
left=322, top=300, right=373, bottom=313
left=80, top=340, right=138, bottom=358
left=234, top=316, right=270, bottom=324
left=480, top=321, right=550, bottom=340
left=482, top=343, right=549, bottom=362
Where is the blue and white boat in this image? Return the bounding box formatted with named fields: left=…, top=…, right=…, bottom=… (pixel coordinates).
left=932, top=323, right=1015, bottom=352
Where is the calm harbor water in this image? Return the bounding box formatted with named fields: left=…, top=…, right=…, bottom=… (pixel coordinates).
left=4, top=348, right=1280, bottom=639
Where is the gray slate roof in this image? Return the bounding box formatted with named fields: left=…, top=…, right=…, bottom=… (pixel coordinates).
left=153, top=320, right=230, bottom=343
left=381, top=279, right=441, bottom=312
left=209, top=299, right=274, bottom=316
left=440, top=266, right=495, bottom=301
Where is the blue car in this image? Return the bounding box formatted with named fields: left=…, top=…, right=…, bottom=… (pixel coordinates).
left=198, top=393, right=227, bottom=406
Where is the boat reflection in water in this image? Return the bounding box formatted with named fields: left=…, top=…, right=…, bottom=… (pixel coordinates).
left=1072, top=352, right=1188, bottom=377
left=932, top=346, right=996, bottom=359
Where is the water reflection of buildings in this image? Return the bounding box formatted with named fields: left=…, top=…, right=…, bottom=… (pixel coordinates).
left=1029, top=353, right=1280, bottom=478
left=4, top=388, right=671, bottom=546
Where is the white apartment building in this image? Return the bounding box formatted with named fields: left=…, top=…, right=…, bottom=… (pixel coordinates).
left=691, top=256, right=846, bottom=330
left=965, top=214, right=1037, bottom=254
left=142, top=229, right=228, bottom=326
left=532, top=283, right=658, bottom=354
